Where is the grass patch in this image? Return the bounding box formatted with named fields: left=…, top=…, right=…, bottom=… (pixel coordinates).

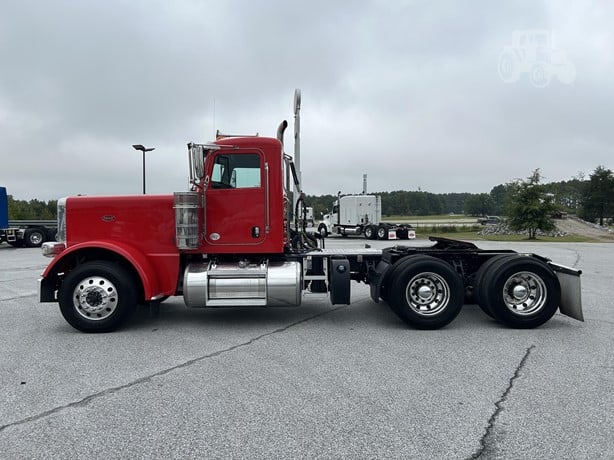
left=414, top=225, right=483, bottom=234
left=385, top=214, right=471, bottom=221
left=415, top=230, right=596, bottom=243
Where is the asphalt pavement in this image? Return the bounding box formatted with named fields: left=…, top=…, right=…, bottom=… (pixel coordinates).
left=0, top=239, right=612, bottom=459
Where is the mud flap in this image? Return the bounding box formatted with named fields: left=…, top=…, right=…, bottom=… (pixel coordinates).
left=549, top=262, right=583, bottom=321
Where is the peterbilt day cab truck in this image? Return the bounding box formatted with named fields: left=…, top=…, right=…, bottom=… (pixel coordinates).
left=318, top=192, right=416, bottom=240
left=1, top=186, right=57, bottom=248
left=39, top=91, right=583, bottom=332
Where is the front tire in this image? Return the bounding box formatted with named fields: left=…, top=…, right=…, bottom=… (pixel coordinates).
left=317, top=224, right=328, bottom=237
left=479, top=256, right=560, bottom=328
left=58, top=261, right=138, bottom=332
left=388, top=255, right=464, bottom=329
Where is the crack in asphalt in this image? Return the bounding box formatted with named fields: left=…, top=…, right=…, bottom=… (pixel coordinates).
left=0, top=265, right=47, bottom=273
left=467, top=345, right=535, bottom=459
left=0, top=292, right=37, bottom=302
left=0, top=277, right=40, bottom=283
left=0, top=305, right=347, bottom=434
left=584, top=317, right=614, bottom=326
left=571, top=249, right=581, bottom=269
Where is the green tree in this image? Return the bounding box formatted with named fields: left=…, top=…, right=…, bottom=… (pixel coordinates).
left=464, top=193, right=494, bottom=216
left=580, top=165, right=614, bottom=226
left=7, top=196, right=57, bottom=220
left=489, top=184, right=511, bottom=215
left=506, top=169, right=556, bottom=239
left=546, top=177, right=585, bottom=213
left=305, top=194, right=335, bottom=220
left=441, top=193, right=471, bottom=214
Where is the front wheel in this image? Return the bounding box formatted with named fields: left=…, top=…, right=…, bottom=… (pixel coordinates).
left=58, top=261, right=138, bottom=332
left=317, top=224, right=328, bottom=237
left=479, top=256, right=560, bottom=328
left=388, top=255, right=464, bottom=329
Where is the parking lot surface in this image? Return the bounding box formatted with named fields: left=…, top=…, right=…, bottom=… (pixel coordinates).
left=1, top=240, right=612, bottom=459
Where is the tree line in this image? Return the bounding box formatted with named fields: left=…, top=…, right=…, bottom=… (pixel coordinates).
left=306, top=165, right=613, bottom=225
left=7, top=166, right=613, bottom=226
left=7, top=196, right=57, bottom=220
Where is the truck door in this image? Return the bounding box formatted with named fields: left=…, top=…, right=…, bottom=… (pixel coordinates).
left=204, top=150, right=267, bottom=247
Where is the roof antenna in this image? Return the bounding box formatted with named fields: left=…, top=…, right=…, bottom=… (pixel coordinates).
left=212, top=98, right=216, bottom=138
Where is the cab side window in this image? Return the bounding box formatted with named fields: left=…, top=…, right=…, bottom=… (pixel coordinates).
left=211, top=153, right=261, bottom=189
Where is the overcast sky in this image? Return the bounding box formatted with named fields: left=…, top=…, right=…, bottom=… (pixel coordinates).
left=1, top=0, right=612, bottom=201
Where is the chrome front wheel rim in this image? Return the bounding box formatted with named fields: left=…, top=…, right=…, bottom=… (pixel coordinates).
left=72, top=276, right=119, bottom=321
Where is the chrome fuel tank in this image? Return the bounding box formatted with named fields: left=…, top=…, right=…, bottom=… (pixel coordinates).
left=183, top=260, right=301, bottom=308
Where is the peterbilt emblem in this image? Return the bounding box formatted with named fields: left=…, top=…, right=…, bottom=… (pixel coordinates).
left=101, top=215, right=116, bottom=222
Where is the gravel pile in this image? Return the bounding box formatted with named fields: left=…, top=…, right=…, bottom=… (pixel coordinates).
left=477, top=223, right=568, bottom=238
left=568, top=215, right=613, bottom=233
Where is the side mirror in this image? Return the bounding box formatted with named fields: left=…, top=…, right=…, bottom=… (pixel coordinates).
left=188, top=143, right=205, bottom=187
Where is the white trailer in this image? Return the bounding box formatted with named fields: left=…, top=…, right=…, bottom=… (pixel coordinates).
left=319, top=193, right=415, bottom=240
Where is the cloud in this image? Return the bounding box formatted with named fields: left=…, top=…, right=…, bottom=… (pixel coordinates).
left=0, top=0, right=612, bottom=201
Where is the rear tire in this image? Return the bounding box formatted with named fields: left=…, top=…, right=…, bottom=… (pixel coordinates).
left=479, top=256, right=560, bottom=328
left=364, top=225, right=376, bottom=240
left=377, top=224, right=388, bottom=240
left=388, top=255, right=464, bottom=329
left=24, top=228, right=45, bottom=247
left=474, top=254, right=512, bottom=318
left=46, top=228, right=58, bottom=242
left=58, top=261, right=138, bottom=333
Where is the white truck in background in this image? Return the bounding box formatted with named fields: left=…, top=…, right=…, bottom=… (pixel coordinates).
left=318, top=192, right=415, bottom=240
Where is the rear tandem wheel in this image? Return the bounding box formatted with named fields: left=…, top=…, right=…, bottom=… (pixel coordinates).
left=476, top=255, right=560, bottom=328
left=364, top=225, right=376, bottom=240
left=24, top=228, right=46, bottom=247
left=474, top=254, right=512, bottom=318
left=377, top=224, right=388, bottom=240
left=387, top=255, right=464, bottom=329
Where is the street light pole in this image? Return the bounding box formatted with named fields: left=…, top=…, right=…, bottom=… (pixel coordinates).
left=132, top=144, right=155, bottom=194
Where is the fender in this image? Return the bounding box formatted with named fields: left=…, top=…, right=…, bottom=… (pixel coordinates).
left=369, top=260, right=392, bottom=303
left=41, top=240, right=178, bottom=301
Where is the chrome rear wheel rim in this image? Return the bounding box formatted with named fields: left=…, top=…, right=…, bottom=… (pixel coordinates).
left=502, top=271, right=547, bottom=315
left=405, top=272, right=450, bottom=316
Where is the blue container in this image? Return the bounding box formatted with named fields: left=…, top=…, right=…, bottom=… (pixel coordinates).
left=0, top=187, right=8, bottom=229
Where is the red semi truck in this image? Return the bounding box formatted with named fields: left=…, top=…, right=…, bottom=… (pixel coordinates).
left=39, top=91, right=583, bottom=332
